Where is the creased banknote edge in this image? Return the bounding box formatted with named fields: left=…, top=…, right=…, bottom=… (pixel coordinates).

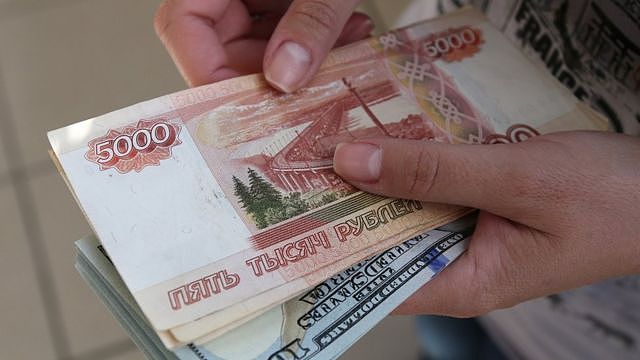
left=76, top=222, right=473, bottom=360
left=75, top=252, right=177, bottom=359
left=156, top=206, right=473, bottom=339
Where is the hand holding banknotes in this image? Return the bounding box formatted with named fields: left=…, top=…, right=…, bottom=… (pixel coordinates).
left=155, top=0, right=640, bottom=318
left=333, top=131, right=640, bottom=316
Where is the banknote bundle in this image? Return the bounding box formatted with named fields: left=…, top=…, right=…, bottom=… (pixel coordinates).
left=50, top=8, right=608, bottom=358
left=75, top=216, right=474, bottom=359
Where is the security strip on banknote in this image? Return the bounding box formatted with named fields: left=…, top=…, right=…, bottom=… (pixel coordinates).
left=76, top=216, right=475, bottom=360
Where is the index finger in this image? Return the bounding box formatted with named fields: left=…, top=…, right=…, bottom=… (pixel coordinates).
left=154, top=0, right=253, bottom=86
left=263, top=0, right=363, bottom=92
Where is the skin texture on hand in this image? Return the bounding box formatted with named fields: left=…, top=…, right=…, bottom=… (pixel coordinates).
left=333, top=131, right=640, bottom=317
left=154, top=0, right=366, bottom=89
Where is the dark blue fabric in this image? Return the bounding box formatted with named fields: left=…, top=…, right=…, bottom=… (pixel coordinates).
left=416, top=315, right=506, bottom=360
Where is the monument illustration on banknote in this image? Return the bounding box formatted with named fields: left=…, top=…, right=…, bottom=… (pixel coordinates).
left=194, top=24, right=492, bottom=233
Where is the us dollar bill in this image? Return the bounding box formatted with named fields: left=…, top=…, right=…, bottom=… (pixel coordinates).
left=75, top=215, right=475, bottom=359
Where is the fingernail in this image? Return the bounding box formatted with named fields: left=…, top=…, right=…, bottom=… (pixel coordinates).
left=333, top=142, right=382, bottom=182
left=345, top=18, right=374, bottom=38
left=359, top=19, right=375, bottom=35
left=265, top=41, right=311, bottom=93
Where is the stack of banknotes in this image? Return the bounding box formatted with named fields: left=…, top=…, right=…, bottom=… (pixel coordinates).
left=49, top=8, right=608, bottom=359
left=75, top=216, right=473, bottom=359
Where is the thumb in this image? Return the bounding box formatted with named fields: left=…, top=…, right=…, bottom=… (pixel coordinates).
left=333, top=138, right=547, bottom=224
left=263, top=0, right=363, bottom=93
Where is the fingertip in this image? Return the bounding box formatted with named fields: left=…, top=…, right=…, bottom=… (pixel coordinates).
left=346, top=12, right=375, bottom=29
left=264, top=41, right=312, bottom=93
left=263, top=0, right=362, bottom=92
left=332, top=142, right=382, bottom=183
left=336, top=13, right=375, bottom=47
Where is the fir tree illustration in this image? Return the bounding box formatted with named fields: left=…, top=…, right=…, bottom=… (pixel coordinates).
left=232, top=175, right=251, bottom=210
left=282, top=192, right=309, bottom=217
left=247, top=168, right=283, bottom=228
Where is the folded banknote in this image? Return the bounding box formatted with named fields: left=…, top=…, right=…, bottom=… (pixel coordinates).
left=50, top=8, right=607, bottom=346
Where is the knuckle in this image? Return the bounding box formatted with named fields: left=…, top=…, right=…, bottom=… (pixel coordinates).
left=507, top=140, right=581, bottom=205
left=453, top=254, right=502, bottom=317
left=154, top=0, right=172, bottom=38
left=507, top=169, right=546, bottom=203
left=503, top=144, right=553, bottom=198
left=454, top=285, right=501, bottom=318
left=403, top=144, right=439, bottom=200
left=290, top=0, right=340, bottom=36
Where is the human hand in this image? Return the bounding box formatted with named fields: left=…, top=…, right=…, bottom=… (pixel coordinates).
left=154, top=0, right=367, bottom=91
left=333, top=131, right=640, bottom=317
